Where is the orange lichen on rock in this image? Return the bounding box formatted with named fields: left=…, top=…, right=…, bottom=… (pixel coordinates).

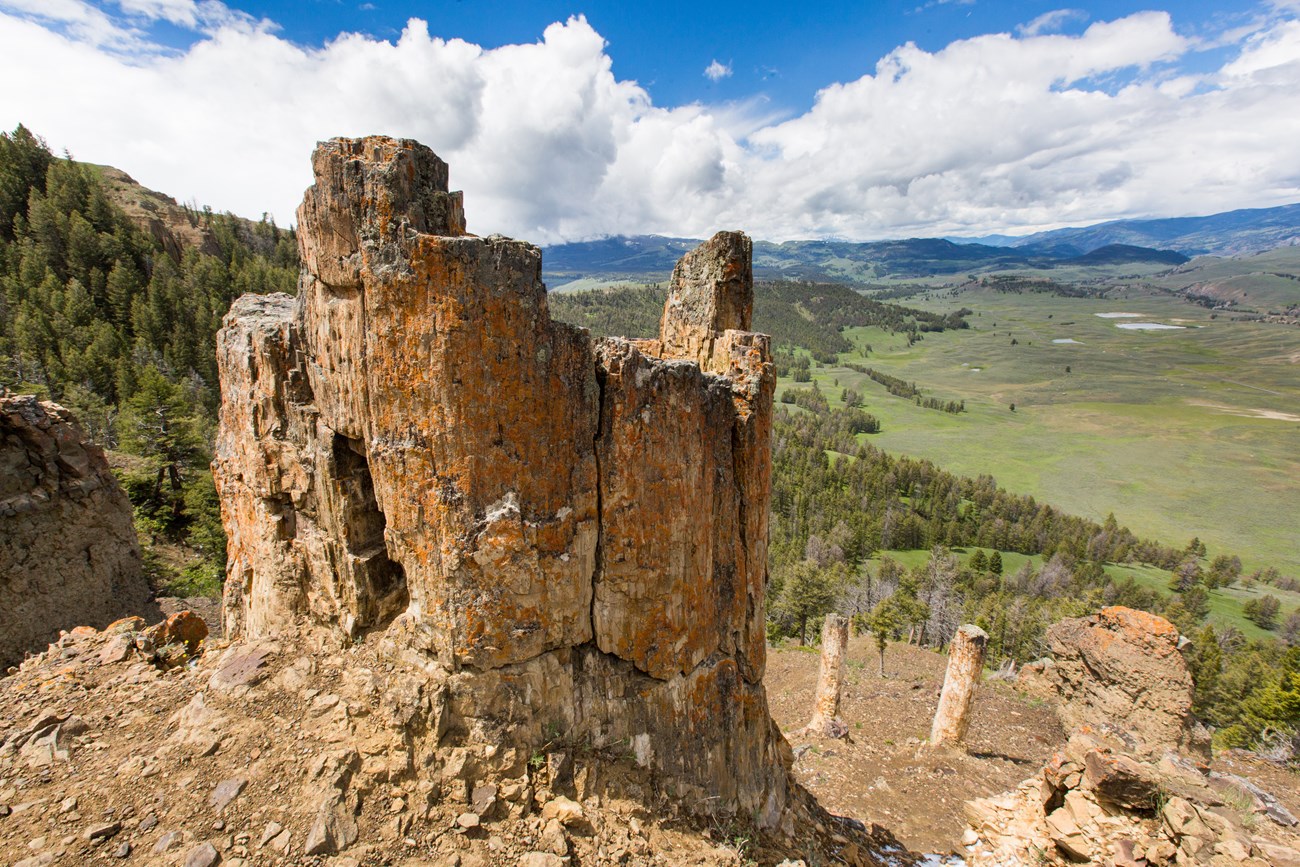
left=213, top=136, right=788, bottom=825
left=1042, top=606, right=1208, bottom=759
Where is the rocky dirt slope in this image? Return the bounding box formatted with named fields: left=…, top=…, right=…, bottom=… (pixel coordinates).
left=0, top=618, right=905, bottom=867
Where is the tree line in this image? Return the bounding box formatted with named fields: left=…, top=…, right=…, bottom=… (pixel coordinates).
left=0, top=125, right=297, bottom=593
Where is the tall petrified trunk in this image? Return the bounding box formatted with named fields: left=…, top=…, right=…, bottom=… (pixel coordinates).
left=805, top=614, right=849, bottom=738
left=212, top=136, right=789, bottom=826
left=930, top=624, right=988, bottom=748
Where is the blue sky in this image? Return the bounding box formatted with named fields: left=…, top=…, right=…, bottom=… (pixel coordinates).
left=1, top=1, right=1298, bottom=242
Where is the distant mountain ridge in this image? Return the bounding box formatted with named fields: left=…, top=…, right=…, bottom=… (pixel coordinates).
left=542, top=234, right=1190, bottom=285
left=956, top=202, right=1300, bottom=258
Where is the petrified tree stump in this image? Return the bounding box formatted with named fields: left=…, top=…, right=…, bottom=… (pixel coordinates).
left=805, top=614, right=849, bottom=738
left=213, top=136, right=790, bottom=827
left=930, top=624, right=988, bottom=747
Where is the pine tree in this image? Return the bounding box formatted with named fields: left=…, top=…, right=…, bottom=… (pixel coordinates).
left=988, top=550, right=1003, bottom=576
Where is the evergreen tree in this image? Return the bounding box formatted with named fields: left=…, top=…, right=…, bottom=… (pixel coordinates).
left=775, top=560, right=841, bottom=645
left=118, top=365, right=206, bottom=522
left=988, top=550, right=1003, bottom=576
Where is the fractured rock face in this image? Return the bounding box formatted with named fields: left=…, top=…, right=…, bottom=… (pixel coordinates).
left=1043, top=606, right=1207, bottom=759
left=213, top=135, right=786, bottom=823
left=0, top=396, right=148, bottom=668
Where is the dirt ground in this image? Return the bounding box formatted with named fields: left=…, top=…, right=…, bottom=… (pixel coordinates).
left=765, top=635, right=1063, bottom=856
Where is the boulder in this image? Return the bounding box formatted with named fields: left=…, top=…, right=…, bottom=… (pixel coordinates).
left=1044, top=606, right=1207, bottom=758
left=0, top=396, right=149, bottom=668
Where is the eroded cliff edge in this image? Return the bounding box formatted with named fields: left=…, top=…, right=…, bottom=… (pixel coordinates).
left=212, top=136, right=791, bottom=826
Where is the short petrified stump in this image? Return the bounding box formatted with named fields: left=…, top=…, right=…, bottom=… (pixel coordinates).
left=930, top=624, right=988, bottom=747
left=804, top=614, right=849, bottom=738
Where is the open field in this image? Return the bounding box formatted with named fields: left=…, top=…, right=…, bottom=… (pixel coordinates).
left=780, top=286, right=1300, bottom=577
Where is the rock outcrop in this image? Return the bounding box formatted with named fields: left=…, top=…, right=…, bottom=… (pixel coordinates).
left=1038, top=606, right=1208, bottom=759
left=964, top=606, right=1300, bottom=865
left=964, top=729, right=1300, bottom=866
left=0, top=395, right=148, bottom=668
left=213, top=136, right=788, bottom=826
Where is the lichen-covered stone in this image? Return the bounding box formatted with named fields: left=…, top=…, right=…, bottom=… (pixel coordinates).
left=214, top=135, right=788, bottom=824
left=1044, top=606, right=1207, bottom=758
left=0, top=396, right=148, bottom=668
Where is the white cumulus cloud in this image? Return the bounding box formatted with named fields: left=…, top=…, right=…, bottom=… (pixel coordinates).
left=704, top=59, right=732, bottom=81
left=0, top=5, right=1298, bottom=243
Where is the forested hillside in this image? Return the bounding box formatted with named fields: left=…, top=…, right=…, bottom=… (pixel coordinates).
left=0, top=126, right=297, bottom=592
left=765, top=403, right=1300, bottom=758
left=548, top=278, right=969, bottom=360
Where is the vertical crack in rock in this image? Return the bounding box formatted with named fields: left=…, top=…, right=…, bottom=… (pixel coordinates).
left=329, top=433, right=407, bottom=635
left=214, top=136, right=789, bottom=826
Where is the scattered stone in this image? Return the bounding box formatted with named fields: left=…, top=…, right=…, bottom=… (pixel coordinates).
left=208, top=645, right=273, bottom=692
left=114, top=841, right=131, bottom=858
left=1082, top=750, right=1162, bottom=811
left=541, top=796, right=583, bottom=826
left=518, top=853, right=564, bottom=867
left=139, top=813, right=158, bottom=831
left=211, top=777, right=247, bottom=812
left=471, top=783, right=497, bottom=816
left=144, top=611, right=209, bottom=656
left=303, top=792, right=358, bottom=855
left=98, top=635, right=133, bottom=665
left=84, top=820, right=121, bottom=842
left=455, top=812, right=480, bottom=829
left=13, top=855, right=55, bottom=867
left=153, top=830, right=184, bottom=853
left=268, top=829, right=291, bottom=853
left=539, top=818, right=568, bottom=856
left=258, top=821, right=283, bottom=848
left=184, top=841, right=221, bottom=867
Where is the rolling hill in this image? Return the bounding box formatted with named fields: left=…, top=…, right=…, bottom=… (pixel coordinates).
left=963, top=202, right=1300, bottom=258
left=542, top=234, right=1187, bottom=285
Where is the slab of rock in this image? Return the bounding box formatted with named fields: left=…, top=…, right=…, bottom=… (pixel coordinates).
left=1082, top=750, right=1163, bottom=811
left=213, top=136, right=788, bottom=826
left=0, top=396, right=149, bottom=668
left=211, top=777, right=247, bottom=812
left=145, top=611, right=209, bottom=655
left=1044, top=606, right=1207, bottom=758
left=183, top=841, right=221, bottom=867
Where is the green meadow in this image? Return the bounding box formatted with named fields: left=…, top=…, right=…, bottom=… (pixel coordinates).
left=866, top=547, right=1300, bottom=640
left=780, top=286, right=1300, bottom=577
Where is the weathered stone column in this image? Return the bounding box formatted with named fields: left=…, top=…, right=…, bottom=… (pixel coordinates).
left=214, top=137, right=791, bottom=828
left=805, top=614, right=850, bottom=738
left=930, top=624, right=988, bottom=747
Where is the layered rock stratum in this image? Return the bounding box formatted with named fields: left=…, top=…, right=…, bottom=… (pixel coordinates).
left=0, top=395, right=148, bottom=668
left=212, top=136, right=788, bottom=829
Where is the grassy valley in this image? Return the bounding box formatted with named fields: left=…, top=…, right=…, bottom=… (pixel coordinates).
left=798, top=286, right=1300, bottom=577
